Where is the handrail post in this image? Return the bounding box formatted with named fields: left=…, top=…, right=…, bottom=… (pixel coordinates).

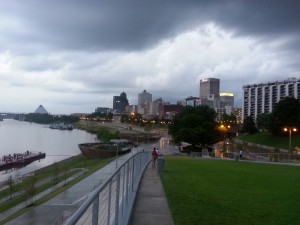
left=107, top=181, right=112, bottom=225
left=115, top=172, right=121, bottom=225
left=92, top=194, right=99, bottom=225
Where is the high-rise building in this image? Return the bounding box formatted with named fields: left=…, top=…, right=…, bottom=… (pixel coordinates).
left=220, top=93, right=234, bottom=108
left=200, top=78, right=220, bottom=108
left=138, top=90, right=152, bottom=106
left=113, top=92, right=129, bottom=113
left=138, top=90, right=152, bottom=114
left=200, top=78, right=220, bottom=100
left=242, top=77, right=300, bottom=120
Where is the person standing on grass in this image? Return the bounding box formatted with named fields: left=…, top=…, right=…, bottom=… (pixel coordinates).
left=152, top=148, right=158, bottom=167
left=239, top=150, right=243, bottom=159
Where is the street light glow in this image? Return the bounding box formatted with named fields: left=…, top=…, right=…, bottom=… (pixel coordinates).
left=283, top=127, right=297, bottom=153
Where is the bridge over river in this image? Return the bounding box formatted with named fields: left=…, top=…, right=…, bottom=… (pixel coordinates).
left=0, top=112, right=27, bottom=121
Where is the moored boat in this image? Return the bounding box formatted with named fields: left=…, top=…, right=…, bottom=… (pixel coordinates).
left=78, top=139, right=133, bottom=159
left=0, top=151, right=46, bottom=172
left=49, top=124, right=73, bottom=130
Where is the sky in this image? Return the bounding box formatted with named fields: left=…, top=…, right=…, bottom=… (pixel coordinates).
left=1, top=0, right=300, bottom=114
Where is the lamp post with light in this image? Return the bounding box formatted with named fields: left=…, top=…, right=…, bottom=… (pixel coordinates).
left=219, top=124, right=231, bottom=138
left=284, top=127, right=297, bottom=161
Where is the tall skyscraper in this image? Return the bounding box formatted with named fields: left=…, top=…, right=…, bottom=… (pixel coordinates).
left=199, top=78, right=220, bottom=108
left=138, top=90, right=152, bottom=107
left=113, top=92, right=129, bottom=112
left=220, top=93, right=234, bottom=108
left=200, top=78, right=220, bottom=100
left=243, top=77, right=300, bottom=120
left=138, top=90, right=152, bottom=115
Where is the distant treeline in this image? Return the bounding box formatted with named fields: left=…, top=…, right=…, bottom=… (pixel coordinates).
left=24, top=113, right=80, bottom=124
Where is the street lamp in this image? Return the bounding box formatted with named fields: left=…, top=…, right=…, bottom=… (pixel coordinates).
left=283, top=127, right=297, bottom=153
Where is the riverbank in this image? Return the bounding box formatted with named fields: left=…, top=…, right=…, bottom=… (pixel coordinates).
left=75, top=120, right=166, bottom=144
left=0, top=119, right=98, bottom=185
left=0, top=120, right=159, bottom=222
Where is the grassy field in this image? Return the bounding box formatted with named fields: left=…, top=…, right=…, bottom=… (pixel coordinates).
left=238, top=131, right=300, bottom=150
left=161, top=156, right=300, bottom=225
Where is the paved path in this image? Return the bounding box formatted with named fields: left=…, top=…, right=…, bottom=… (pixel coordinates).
left=129, top=162, right=175, bottom=225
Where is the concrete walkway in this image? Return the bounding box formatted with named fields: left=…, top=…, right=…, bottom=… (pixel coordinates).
left=129, top=163, right=175, bottom=225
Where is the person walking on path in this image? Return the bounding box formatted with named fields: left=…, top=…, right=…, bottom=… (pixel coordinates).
left=239, top=150, right=243, bottom=160
left=152, top=148, right=158, bottom=167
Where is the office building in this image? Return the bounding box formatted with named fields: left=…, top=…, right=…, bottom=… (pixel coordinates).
left=113, top=92, right=129, bottom=113
left=158, top=104, right=185, bottom=119
left=200, top=78, right=220, bottom=108
left=220, top=93, right=234, bottom=108
left=243, top=77, right=300, bottom=120
left=138, top=90, right=152, bottom=106
left=215, top=105, right=233, bottom=121
left=149, top=98, right=165, bottom=116
left=200, top=78, right=220, bottom=99
left=138, top=90, right=152, bottom=115
left=186, top=96, right=201, bottom=107
left=95, top=107, right=111, bottom=114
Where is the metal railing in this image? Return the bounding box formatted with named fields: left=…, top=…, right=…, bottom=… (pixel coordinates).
left=64, top=151, right=151, bottom=225
left=191, top=151, right=300, bottom=164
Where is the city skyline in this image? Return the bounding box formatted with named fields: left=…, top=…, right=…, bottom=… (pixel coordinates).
left=1, top=1, right=300, bottom=114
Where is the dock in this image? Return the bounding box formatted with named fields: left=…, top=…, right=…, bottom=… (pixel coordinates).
left=0, top=151, right=46, bottom=172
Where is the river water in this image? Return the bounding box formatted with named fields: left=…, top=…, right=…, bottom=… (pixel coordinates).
left=0, top=119, right=98, bottom=183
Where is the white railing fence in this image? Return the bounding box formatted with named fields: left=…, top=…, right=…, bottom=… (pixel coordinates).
left=63, top=151, right=151, bottom=225
left=191, top=151, right=300, bottom=164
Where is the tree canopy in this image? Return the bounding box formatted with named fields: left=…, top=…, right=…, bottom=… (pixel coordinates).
left=242, top=116, right=258, bottom=134
left=24, top=113, right=79, bottom=124
left=268, top=97, right=300, bottom=135
left=220, top=113, right=237, bottom=124
left=168, top=106, right=219, bottom=146
left=256, top=113, right=272, bottom=131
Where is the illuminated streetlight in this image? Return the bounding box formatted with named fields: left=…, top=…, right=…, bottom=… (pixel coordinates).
left=219, top=124, right=231, bottom=139
left=283, top=127, right=297, bottom=153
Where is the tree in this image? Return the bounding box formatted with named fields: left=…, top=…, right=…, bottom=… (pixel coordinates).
left=269, top=97, right=300, bottom=135
left=242, top=116, right=257, bottom=134
left=220, top=113, right=236, bottom=124
left=7, top=175, right=15, bottom=199
left=25, top=175, right=37, bottom=206
left=256, top=113, right=272, bottom=131
left=168, top=106, right=219, bottom=147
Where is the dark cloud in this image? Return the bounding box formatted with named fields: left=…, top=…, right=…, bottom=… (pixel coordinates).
left=1, top=0, right=300, bottom=113
left=214, top=1, right=300, bottom=38
left=2, top=0, right=298, bottom=52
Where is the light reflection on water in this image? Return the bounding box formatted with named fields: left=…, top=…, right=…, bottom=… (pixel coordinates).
left=0, top=119, right=98, bottom=183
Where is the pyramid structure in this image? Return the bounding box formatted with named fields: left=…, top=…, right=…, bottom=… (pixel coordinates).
left=34, top=105, right=48, bottom=114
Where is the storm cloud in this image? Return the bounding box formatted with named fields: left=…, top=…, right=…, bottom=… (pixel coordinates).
left=0, top=0, right=299, bottom=113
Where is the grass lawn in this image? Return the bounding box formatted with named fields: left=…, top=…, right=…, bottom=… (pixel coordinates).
left=238, top=131, right=300, bottom=150
left=161, top=156, right=300, bottom=225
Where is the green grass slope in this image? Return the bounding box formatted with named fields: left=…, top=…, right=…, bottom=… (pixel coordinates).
left=161, top=156, right=300, bottom=225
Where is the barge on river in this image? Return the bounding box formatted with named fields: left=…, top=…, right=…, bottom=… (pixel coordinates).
left=0, top=151, right=46, bottom=172
left=78, top=139, right=133, bottom=159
